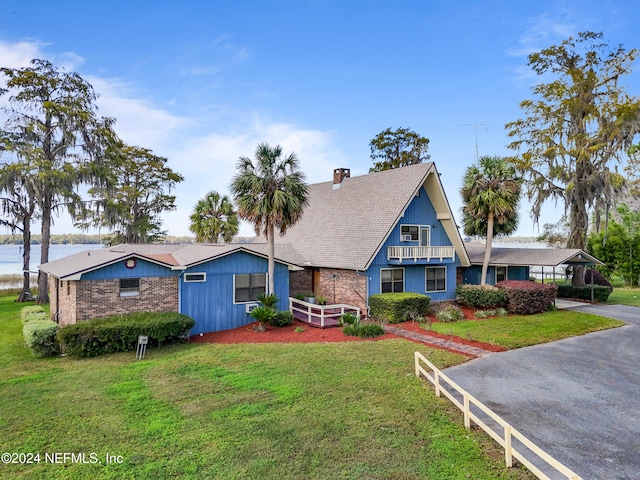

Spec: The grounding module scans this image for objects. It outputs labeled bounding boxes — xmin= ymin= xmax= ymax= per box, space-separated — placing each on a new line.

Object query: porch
xmin=387 ymin=245 xmax=455 ymax=262
xmin=289 ymin=297 xmax=361 ymax=328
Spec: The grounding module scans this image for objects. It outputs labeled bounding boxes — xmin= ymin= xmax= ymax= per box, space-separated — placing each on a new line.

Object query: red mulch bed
xmin=190 ymin=320 xmax=398 ymax=344
xmin=189 ymin=307 xmax=508 ymax=354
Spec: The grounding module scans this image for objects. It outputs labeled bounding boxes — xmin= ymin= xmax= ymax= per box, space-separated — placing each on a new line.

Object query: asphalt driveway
xmin=444 ymin=302 xmax=640 ymax=480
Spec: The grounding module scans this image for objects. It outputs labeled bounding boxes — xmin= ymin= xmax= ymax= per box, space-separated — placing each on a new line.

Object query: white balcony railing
xmin=387 ymin=245 xmax=455 ymax=262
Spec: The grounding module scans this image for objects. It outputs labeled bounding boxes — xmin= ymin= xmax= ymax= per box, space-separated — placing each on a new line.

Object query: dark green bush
xmin=343 ymin=323 xmax=385 ymax=338
xmin=557 ymin=285 xmax=612 ymax=302
xmin=456 ymin=284 xmax=507 ymax=308
xmin=57 ymin=312 xmax=195 ymax=358
xmin=496 ymin=280 xmax=558 ymax=314
xmin=21 ymin=305 xmax=59 ymax=357
xmin=24 ymin=322 xmax=60 ymax=357
xmin=368 ymin=292 xmax=431 ymax=323
xmin=268 ymin=311 xmax=293 ymax=327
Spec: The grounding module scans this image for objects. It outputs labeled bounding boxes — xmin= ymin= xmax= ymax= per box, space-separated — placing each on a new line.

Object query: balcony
xmin=387 ymin=245 xmax=455 ymax=263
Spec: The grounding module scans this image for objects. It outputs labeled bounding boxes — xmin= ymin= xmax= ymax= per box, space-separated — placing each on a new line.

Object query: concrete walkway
xmin=443 ymin=302 xmax=640 ymax=480
xmin=383 ymin=324 xmax=494 ymax=357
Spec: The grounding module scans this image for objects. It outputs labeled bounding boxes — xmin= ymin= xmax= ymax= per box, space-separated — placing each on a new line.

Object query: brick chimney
xmin=333 ymin=168 xmax=350 ymax=189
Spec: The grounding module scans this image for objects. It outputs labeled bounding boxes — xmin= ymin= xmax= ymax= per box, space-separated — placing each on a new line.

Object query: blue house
xmin=39 ymin=243 xmax=297 ymax=334
xmin=268 ymin=163 xmax=471 ymax=313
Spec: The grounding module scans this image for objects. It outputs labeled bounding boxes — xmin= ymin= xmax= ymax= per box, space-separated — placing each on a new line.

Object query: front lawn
xmin=0 ymin=294 xmax=533 ymax=480
xmin=430 ymin=310 xmax=624 ymax=349
xmin=607 ymin=287 xmax=640 ymax=307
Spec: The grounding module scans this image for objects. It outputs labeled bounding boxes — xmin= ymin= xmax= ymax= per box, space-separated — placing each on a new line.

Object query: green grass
xmin=607 ymin=287 xmax=640 ymax=307
xmin=430 ymin=310 xmax=624 ymax=349
xmin=0 ymin=294 xmax=533 ymax=480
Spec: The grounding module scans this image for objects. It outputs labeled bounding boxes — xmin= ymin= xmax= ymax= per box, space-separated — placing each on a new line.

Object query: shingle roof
xmin=259 ymin=162 xmax=470 ymax=270
xmin=465 ymin=242 xmax=604 ymax=266
xmin=39 ymin=243 xmax=302 ymax=280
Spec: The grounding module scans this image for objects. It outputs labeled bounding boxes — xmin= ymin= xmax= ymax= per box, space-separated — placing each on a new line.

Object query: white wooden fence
xmin=289 ymin=297 xmax=360 ymax=328
xmin=414 ymin=351 xmax=582 ymax=480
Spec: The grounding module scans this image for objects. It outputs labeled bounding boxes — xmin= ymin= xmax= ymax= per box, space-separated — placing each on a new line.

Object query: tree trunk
xmin=37 ymin=194 xmax=52 ymax=304
xmin=267 ymin=221 xmax=275 ymax=296
xmin=481 ymin=213 xmax=494 ymax=286
xmin=567 ymin=195 xmax=588 ymax=286
xmin=16 ymin=216 xmax=33 ymax=302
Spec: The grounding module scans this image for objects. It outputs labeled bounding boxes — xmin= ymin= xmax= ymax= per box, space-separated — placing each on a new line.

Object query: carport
xmin=464 ymin=242 xmax=605 ymax=302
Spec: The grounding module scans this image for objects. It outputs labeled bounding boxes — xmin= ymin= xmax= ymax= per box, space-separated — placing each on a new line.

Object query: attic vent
xmin=333 ymin=168 xmax=350 ymax=189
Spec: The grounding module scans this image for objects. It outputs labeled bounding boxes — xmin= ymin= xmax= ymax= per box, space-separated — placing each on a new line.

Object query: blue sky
xmin=1 ymin=0 xmax=639 ymax=238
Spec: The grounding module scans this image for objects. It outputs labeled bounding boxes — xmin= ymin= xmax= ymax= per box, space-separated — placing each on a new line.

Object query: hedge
xmin=57 ymin=312 xmax=195 ymax=358
xmin=21 ymin=305 xmax=59 ymax=357
xmin=455 ymin=284 xmax=507 ymax=308
xmin=21 ymin=305 xmax=49 ymax=324
xmin=496 ymin=280 xmax=558 ymax=315
xmin=368 ymin=292 xmax=431 ymax=323
xmin=557 ymin=285 xmax=612 ymax=302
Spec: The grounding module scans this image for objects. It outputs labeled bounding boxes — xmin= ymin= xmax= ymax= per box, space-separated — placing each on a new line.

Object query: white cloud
xmin=0 ymin=40 xmax=347 ymax=238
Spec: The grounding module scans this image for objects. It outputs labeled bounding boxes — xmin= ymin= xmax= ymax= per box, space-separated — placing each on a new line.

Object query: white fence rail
xmin=387 ymin=245 xmax=455 ymax=262
xmin=289 ymin=298 xmax=360 ymax=328
xmin=414 ymin=351 xmax=582 ymax=480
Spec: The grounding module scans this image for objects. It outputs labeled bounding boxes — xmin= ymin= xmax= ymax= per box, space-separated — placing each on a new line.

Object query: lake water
xmin=0 ymin=244 xmax=104 ymax=276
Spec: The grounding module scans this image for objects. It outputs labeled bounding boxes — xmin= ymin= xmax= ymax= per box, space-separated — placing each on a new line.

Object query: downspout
xmin=356 ymin=270 xmax=369 ymax=318
xmin=177 ymin=270 xmax=185 ymax=314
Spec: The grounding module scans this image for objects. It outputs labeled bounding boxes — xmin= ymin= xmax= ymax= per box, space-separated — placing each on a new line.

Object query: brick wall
xmin=52 ymin=277 xmax=179 ymax=325
xmin=50 ymin=279 xmax=80 ymax=326
xmin=315 ymin=268 xmax=368 ymax=314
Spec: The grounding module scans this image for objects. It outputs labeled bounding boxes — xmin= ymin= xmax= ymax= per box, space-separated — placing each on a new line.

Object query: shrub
xmin=57 ymin=312 xmax=195 ymax=358
xmin=257 ymin=293 xmax=279 ymax=309
xmin=434 ymin=304 xmax=464 ymax=322
xmin=249 ymin=305 xmax=276 ymax=326
xmin=315 ymin=295 xmax=328 ymax=306
xmin=557 ymin=285 xmax=612 ymax=302
xmin=496 ymin=280 xmax=557 ymax=314
xmin=343 ymin=323 xmax=385 ymax=338
xmin=21 ymin=305 xmax=59 ymax=357
xmin=584 ymin=269 xmax=613 ymax=288
xmin=368 ymin=292 xmax=431 ymax=323
xmin=268 ymin=310 xmax=293 ymax=327
xmin=456 ymin=284 xmax=507 ymax=308
xmin=474 ymin=308 xmax=508 ymax=319
xmin=21 ymin=305 xmax=48 ymax=324
xmin=339 ymin=312 xmax=360 ymax=326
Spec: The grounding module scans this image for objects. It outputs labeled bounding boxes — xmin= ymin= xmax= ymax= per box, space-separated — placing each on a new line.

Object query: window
xmin=234 ymin=273 xmax=267 ymax=303
xmin=119 ymin=278 xmax=140 ymax=297
xmin=184 ymin=273 xmax=206 ymax=282
xmin=425 ymin=267 xmax=446 ymax=292
xmin=496 ymin=266 xmax=507 ymax=283
xmin=400 ymin=225 xmax=419 ymax=241
xmin=381 ymin=268 xmax=404 ymax=293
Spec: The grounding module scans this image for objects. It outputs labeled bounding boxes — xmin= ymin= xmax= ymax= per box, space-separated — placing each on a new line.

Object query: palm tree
xmin=460 ymin=156 xmax=522 ymax=286
xmin=230 ymin=143 xmax=309 ymax=294
xmin=189 ymin=191 xmax=239 ymax=243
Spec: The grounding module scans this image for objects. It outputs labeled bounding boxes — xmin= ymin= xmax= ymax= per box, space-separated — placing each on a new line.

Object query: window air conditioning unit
xmin=245 ymin=303 xmax=259 ymax=314
xmin=401 ymin=235 xmax=413 ymax=242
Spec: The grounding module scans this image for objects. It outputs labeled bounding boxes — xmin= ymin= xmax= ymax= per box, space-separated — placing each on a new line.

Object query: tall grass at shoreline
xmin=0 ymin=273 xmax=39 ymax=291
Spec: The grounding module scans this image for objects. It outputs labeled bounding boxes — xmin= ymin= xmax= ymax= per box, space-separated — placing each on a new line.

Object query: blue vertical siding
xmin=181 ymin=251 xmax=290 ymax=334
xmin=367 ymin=186 xmax=461 ymax=302
xmin=81 ymin=258 xmax=180 ymax=279
xmin=461 ymin=266 xmax=530 ymax=285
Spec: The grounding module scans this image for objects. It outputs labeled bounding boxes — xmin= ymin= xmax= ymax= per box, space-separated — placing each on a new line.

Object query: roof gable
xmin=264 ymin=162 xmax=469 ymax=270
